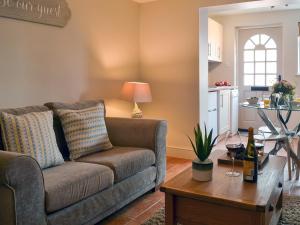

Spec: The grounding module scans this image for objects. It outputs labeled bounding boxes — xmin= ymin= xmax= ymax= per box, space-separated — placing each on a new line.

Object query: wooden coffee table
xmin=161 ymin=150 xmax=286 ymax=225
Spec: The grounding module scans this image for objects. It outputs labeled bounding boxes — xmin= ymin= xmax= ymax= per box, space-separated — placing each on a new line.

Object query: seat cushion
xmin=43 ymin=162 xmax=114 ymax=213
xmin=77 ymin=147 xmax=156 ymax=183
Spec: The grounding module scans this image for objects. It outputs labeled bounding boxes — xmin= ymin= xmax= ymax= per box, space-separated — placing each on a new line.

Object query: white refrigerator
xmin=208 ymin=91 xmax=218 ymax=141
xmin=231 ymin=89 xmax=239 ymax=134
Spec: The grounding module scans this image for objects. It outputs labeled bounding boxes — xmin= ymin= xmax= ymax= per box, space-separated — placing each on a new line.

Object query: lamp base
xmin=132 ymin=102 xmax=143 ymax=119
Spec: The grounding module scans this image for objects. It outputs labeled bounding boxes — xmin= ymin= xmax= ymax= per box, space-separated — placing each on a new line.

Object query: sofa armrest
xmin=0 ymin=151 xmax=47 ymax=225
xmin=105 ymin=117 xmax=167 ymax=186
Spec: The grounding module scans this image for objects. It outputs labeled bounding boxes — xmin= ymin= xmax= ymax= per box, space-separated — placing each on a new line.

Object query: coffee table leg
xmin=165 ymin=193 xmax=175 ymax=225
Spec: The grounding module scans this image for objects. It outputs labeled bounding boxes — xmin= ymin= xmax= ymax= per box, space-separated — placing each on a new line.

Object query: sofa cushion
xmin=43 ymin=161 xmax=114 ymax=213
xmin=44 ymin=100 xmax=105 ymax=160
xmin=0 ymin=111 xmax=64 ymax=169
xmin=55 ymin=104 xmax=112 ymax=160
xmin=0 ymin=105 xmax=49 ymax=150
xmin=47 ymin=166 xmax=157 ymax=225
xmin=77 ymin=147 xmax=156 ymax=183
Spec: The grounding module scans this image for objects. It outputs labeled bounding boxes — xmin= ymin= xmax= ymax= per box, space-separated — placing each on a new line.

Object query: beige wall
xmin=139 ymin=0 xmax=255 ymax=157
xmin=0 ymin=0 xmax=140 ymax=117
xmin=0 ymin=0 xmax=261 ymax=158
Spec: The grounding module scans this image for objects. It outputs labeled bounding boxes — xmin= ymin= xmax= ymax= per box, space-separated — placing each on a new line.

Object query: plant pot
xmin=192 ymin=159 xmax=213 ymax=182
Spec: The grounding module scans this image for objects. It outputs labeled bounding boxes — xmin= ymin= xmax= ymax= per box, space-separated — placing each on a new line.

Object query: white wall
xmin=209 ymin=9 xmax=300 ymax=129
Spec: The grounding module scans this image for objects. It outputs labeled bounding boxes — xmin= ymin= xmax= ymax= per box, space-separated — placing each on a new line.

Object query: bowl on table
xmin=246 ymin=97 xmax=259 ymax=105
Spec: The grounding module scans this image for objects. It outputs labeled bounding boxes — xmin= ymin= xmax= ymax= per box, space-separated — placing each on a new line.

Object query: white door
xmin=238 ymin=27 xmax=282 ymax=130
xmin=219 ymin=90 xmax=231 ymax=134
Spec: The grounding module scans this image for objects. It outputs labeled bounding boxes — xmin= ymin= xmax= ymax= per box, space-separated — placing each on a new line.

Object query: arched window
xmin=243 ymin=34 xmax=277 ymax=86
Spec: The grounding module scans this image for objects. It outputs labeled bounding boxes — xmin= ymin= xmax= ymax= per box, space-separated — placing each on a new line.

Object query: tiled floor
xmin=100 ymin=135 xmax=300 ymax=225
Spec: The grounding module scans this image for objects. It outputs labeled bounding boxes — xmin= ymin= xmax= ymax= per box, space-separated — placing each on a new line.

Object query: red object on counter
xmin=215 ymin=81 xmax=231 ymax=87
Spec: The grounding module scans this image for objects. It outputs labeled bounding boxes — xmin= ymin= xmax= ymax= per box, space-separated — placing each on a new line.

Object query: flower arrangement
xmin=272 ymin=80 xmax=295 ymax=97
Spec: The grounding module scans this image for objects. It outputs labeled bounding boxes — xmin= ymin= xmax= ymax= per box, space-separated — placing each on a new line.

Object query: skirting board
xmin=167 ymin=146 xmax=195 ymax=160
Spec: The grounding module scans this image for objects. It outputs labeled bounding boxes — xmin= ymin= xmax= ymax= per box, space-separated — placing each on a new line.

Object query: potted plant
xmin=188 ymin=124 xmax=218 ymax=181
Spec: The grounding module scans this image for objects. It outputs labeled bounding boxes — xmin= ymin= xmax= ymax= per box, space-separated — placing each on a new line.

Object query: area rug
xmin=142 ymin=195 xmax=300 ymax=225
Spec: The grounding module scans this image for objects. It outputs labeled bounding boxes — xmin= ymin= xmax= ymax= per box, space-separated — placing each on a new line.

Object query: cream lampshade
xmin=121 ymin=82 xmax=152 ymax=118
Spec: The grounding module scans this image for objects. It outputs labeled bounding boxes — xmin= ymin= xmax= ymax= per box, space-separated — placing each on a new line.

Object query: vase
xmin=271 ymin=93 xmax=293 ymax=106
xmin=192 ymin=158 xmax=213 ymax=181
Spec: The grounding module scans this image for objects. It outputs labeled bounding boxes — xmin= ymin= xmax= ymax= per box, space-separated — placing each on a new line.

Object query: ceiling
xmin=209 ymin=1 xmax=300 ymax=16
xmin=132 ymin=0 xmax=158 ymax=3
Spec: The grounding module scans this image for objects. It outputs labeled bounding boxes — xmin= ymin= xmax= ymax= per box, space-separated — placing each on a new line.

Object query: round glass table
xmin=241 ymin=102 xmax=300 ymax=180
xmin=241 ymin=102 xmax=300 ymax=136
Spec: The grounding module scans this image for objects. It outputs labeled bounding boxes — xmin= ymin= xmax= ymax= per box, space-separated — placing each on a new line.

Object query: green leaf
xmin=198 ymin=125 xmax=205 ymax=161
xmin=211 ymin=135 xmax=218 ymax=147
xmin=194 ymin=128 xmax=199 ymax=154
xmin=203 ymin=124 xmax=208 ymax=159
xmin=206 ymin=129 xmax=213 ymax=158
xmin=188 ymin=136 xmax=199 ymax=159
xmin=187 ymin=123 xmax=219 ymax=162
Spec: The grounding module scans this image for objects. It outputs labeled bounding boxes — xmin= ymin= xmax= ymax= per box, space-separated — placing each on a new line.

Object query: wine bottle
xmin=277 ymin=74 xmax=282 ymax=82
xmin=243 ymin=127 xmax=258 ymax=183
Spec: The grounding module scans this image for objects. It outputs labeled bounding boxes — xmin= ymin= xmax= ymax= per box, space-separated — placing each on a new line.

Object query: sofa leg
xmin=152 ymin=183 xmax=162 ymax=192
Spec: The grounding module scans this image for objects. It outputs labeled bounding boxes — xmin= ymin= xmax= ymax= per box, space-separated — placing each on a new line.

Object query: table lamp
xmin=121 ymin=82 xmax=152 ymax=118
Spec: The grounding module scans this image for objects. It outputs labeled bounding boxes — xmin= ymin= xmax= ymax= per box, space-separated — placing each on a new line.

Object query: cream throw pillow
xmin=56 ymin=104 xmax=113 ymax=160
xmin=0 ymin=111 xmax=64 ymax=169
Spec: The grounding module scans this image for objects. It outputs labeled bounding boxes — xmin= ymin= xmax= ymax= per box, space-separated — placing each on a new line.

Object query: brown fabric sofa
xmin=0 ymin=100 xmax=167 ymax=225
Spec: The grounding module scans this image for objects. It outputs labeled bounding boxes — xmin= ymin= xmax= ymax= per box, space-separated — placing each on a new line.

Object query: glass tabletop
xmin=240 ymin=102 xmax=300 ymax=111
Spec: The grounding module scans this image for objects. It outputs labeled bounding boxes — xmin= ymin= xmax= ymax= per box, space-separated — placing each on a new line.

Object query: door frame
xmin=199 ymin=0 xmax=297 ymax=133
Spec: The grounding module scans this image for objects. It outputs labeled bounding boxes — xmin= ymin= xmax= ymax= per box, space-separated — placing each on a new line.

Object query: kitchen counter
xmin=208 ymin=86 xmax=238 ymax=92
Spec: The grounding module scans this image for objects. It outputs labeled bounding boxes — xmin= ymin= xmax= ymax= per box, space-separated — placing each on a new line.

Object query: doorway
xmin=199 ymin=0 xmax=299 ymax=133
xmin=237 ymin=26 xmax=283 ymax=130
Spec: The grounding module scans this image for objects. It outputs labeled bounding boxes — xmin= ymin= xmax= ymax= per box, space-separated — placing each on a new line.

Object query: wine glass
xmin=225 ymin=131 xmax=242 ymax=177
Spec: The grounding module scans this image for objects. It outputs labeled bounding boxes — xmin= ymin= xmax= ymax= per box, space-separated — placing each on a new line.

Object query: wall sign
xmin=0 ymin=0 xmax=71 ymax=27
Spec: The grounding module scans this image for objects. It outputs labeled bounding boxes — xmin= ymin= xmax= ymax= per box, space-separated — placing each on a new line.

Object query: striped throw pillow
xmin=56 ymin=104 xmax=112 ymax=160
xmin=0 ymin=111 xmax=64 ymax=169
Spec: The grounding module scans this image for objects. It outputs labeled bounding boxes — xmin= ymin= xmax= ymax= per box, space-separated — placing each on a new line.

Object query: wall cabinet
xmin=219 ymin=90 xmax=231 ymax=135
xmin=208 ymin=18 xmax=223 ymax=62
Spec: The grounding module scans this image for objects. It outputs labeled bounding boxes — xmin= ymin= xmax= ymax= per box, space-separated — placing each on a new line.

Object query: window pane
xmin=265 ymin=38 xmax=277 ymax=49
xmin=255 ymin=75 xmax=265 ymax=86
xmin=244 ymin=75 xmax=254 ymax=86
xmin=266 ymin=50 xmax=277 ymax=61
xmin=244 ymin=50 xmax=254 ymax=61
xmin=261 ymin=34 xmax=270 ymax=45
xmin=255 ymin=50 xmax=265 ymax=61
xmin=251 ymin=35 xmax=260 ymax=45
xmin=244 ymin=40 xmax=255 ymax=49
xmin=266 ymin=75 xmax=277 ymax=86
xmin=255 ymin=62 xmax=265 ymax=73
xmin=266 ymin=62 xmax=277 ymax=73
xmin=244 ymin=63 xmax=254 ymax=73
